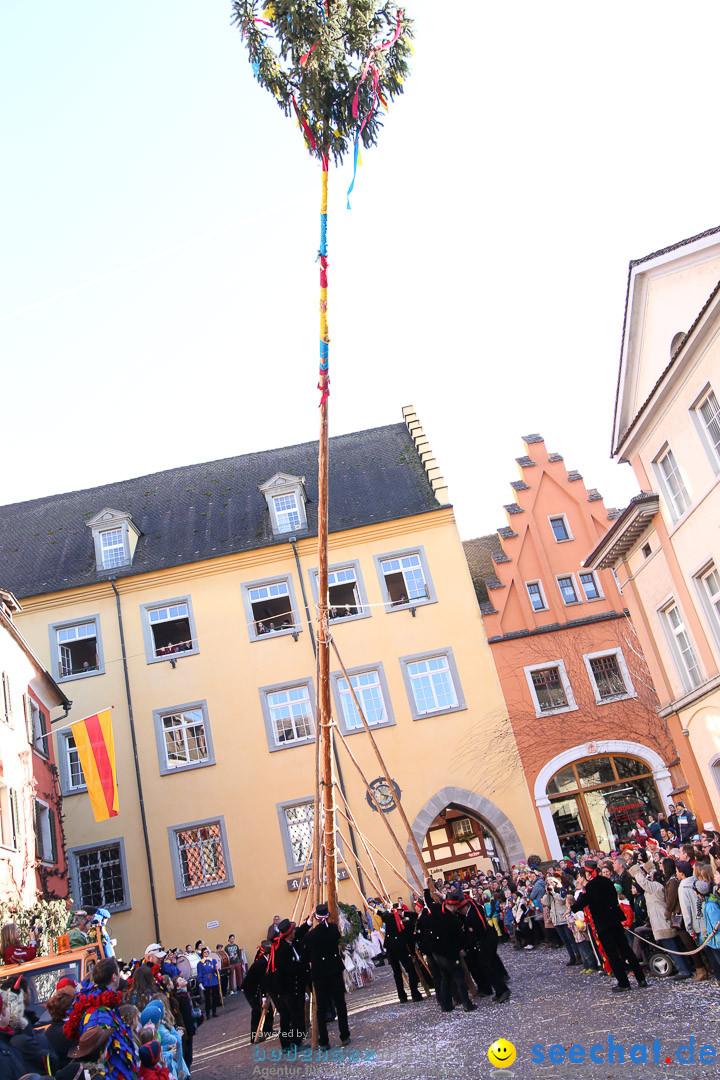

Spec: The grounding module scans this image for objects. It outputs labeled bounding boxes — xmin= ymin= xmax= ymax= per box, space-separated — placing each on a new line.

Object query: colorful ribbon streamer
xmin=318 ymin=163 xmax=330 ymax=405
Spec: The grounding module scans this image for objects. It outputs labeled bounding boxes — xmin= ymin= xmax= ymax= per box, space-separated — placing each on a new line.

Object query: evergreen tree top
xmin=232 ymin=0 xmax=413 ymax=165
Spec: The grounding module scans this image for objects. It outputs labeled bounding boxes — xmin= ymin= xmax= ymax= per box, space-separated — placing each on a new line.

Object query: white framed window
xmin=258 ymin=474 xmax=308 ymax=536
xmin=524 ymin=659 xmax=578 ymax=718
xmin=68 ymin=839 xmax=131 ymax=912
xmin=374 ymin=547 xmax=437 ymax=612
xmin=86 ymin=509 xmax=139 ymax=572
xmin=0 ymin=783 xmax=20 ymax=850
xmin=579 ymin=571 xmax=603 ymax=601
xmin=1 ymin=672 xmax=12 ymax=725
xmin=310 ymin=560 xmax=371 ymax=624
xmin=583 ymin=648 xmax=636 ymax=704
xmin=259 ymin=679 xmax=316 ymax=751
xmin=277 ymin=799 xmax=315 ymax=872
xmin=525 ymin=581 xmax=548 ymax=612
xmin=153 ymin=700 xmax=215 ymax=775
xmin=653 ymin=446 xmax=691 ymax=522
xmin=549 ymin=515 xmax=572 ymax=542
xmin=556 ymin=574 xmax=580 ymax=605
xmin=243 ymin=576 xmax=300 ymax=641
xmin=452 ymin=817 xmax=474 ymax=840
xmin=400 ymin=648 xmax=465 ymax=720
xmin=99 ymin=528 xmax=126 ymax=569
xmin=168 ymin=816 xmax=234 ymax=898
xmin=331 ymin=664 xmax=394 ymax=735
xmin=49 ymin=616 xmax=104 ymax=682
xmin=140 ymin=597 xmax=199 ymax=663
xmin=695 ymin=562 xmax=720 ymax=651
xmin=25 ymin=697 xmax=48 ymax=754
xmin=33 ymin=800 xmax=57 ymax=864
xmin=659 ymin=600 xmax=703 ymax=693
xmin=58 ymin=732 xmax=87 ymax=794
xmin=692 ymin=386 xmax=720 ymax=473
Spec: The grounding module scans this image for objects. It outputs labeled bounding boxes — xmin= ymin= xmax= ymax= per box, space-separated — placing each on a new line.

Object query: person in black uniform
xmin=302 ymin=904 xmax=351 ymax=1049
xmin=378 ymin=902 xmax=423 ymax=1004
xmin=268 ymin=919 xmax=309 ymax=1049
xmin=422 ymin=879 xmax=476 ymax=1014
xmin=570 ymin=859 xmax=647 ymax=992
xmin=456 ymin=892 xmax=510 ymax=1002
xmin=241 ymin=941 xmax=275 ymax=1043
xmin=413 ymin=897 xmax=440 ymax=998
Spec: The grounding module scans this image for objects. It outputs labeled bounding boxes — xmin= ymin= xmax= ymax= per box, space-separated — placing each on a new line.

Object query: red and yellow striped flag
xmin=71 ymin=708 xmax=119 ymax=822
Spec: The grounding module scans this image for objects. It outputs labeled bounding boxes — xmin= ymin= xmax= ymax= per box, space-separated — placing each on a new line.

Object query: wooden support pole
xmin=333 ymin=724 xmax=424 ymax=892
xmin=290 ymin=839 xmax=314 ymax=923
xmin=335 ymin=822 xmax=387 ymax=902
xmin=334 ymin=785 xmax=390 ymax=900
xmin=335 ymin=804 xmax=420 ymax=895
xmin=331 ymin=640 xmax=428 ymax=878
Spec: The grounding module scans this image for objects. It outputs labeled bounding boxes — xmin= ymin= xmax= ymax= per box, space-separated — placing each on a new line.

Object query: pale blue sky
xmin=3 ymin=1 xmax=720 ymax=538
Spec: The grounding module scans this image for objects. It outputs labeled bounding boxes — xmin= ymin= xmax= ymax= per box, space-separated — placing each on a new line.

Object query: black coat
xmin=0 ymin=1031 xmax=25 ymax=1080
xmin=35 ymin=1019 xmax=74 ymax=1072
xmin=242 ymin=955 xmax=271 ymax=1006
xmin=302 ymin=922 xmax=345 ymax=982
xmin=570 ymin=874 xmax=624 ymax=933
xmin=380 ymin=908 xmax=417 ymax=957
xmin=460 ymin=898 xmax=492 ymax=950
xmin=175 ymin=989 xmax=197 ymax=1039
xmin=10 ymin=1020 xmax=57 ymax=1077
xmin=414 ymin=908 xmax=433 ymax=954
xmin=422 ymin=889 xmax=464 ymax=960
xmin=270 ymin=938 xmax=307 ymax=997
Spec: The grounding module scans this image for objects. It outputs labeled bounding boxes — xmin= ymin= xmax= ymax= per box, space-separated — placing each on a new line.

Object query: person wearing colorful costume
xmin=63 ymin=958 xmax=137 ymax=1080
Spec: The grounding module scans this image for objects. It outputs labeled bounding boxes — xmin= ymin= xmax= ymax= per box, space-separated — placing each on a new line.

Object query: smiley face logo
xmin=487 ymin=1039 xmax=516 ymax=1068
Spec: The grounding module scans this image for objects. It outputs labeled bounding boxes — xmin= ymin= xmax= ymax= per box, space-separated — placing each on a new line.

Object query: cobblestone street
xmin=191 ymin=944 xmax=720 ymax=1079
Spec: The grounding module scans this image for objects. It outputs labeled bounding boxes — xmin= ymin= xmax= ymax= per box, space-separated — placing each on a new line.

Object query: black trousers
xmin=203 ymin=985 xmax=221 ymax=1017
xmin=249 ymin=998 xmax=275 ymax=1042
xmin=277 ymin=991 xmax=306 ymax=1048
xmin=314 ymin=974 xmax=350 ymax=1046
xmin=597 ymin=924 xmax=645 ymax=987
xmin=433 ymin=953 xmax=472 ymax=1011
xmin=387 ymin=948 xmax=420 ymax=1001
xmin=466 ymin=933 xmax=508 ymax=996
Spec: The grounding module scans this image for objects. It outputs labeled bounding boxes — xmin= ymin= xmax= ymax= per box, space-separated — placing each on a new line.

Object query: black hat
xmin=445 ymin=889 xmax=465 ymax=905
xmin=315 ymin=904 xmax=329 ymax=918
xmin=277 ymin=919 xmax=294 ymax=935
xmin=584 ymin=859 xmax=598 ymax=870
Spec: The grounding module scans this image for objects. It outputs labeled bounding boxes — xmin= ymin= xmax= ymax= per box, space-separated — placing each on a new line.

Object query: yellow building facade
xmin=1 ymin=410 xmax=543 ymax=958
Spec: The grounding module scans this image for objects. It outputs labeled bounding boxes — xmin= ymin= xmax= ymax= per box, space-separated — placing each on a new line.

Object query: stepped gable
xmin=0 ymin=420 xmax=444 ymax=600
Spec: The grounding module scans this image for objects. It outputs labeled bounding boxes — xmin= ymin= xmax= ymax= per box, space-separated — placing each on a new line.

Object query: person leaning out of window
xmin=0 ymin=922 xmax=40 ymax=965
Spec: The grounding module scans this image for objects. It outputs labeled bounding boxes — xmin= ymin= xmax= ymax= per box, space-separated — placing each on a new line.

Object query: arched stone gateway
xmin=406 ymin=787 xmax=526 ymax=880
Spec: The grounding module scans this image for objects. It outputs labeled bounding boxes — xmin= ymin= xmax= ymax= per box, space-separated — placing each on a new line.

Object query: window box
xmin=331 ymin=663 xmax=394 ymax=735
xmin=68 ymin=839 xmax=131 ymax=912
xmin=140 ymin=597 xmax=199 ymax=663
xmin=524 ymin=660 xmax=578 ymax=718
xmin=49 ymin=616 xmax=104 ymax=682
xmin=242 ymin=576 xmax=301 ymax=641
xmin=374 ymin=547 xmax=437 ymax=612
xmin=168 ymin=816 xmax=234 ymax=898
xmin=399 ymin=648 xmax=465 ymax=720
xmin=153 ymin=700 xmax=215 ymax=775
xmin=259 ymin=679 xmax=316 ymax=751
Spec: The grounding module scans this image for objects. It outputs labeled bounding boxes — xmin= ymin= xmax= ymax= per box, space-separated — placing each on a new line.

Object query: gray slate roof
xmin=0 ymin=423 xmax=443 ymax=599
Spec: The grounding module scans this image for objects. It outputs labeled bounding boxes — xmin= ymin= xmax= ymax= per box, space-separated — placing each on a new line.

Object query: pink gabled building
xmin=0 ymin=588 xmax=70 ymax=906
xmin=464 ymin=435 xmax=685 ymax=860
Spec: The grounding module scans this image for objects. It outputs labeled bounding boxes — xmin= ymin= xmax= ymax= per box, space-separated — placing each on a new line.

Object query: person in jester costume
xmin=63 ymin=958 xmax=138 ymax=1080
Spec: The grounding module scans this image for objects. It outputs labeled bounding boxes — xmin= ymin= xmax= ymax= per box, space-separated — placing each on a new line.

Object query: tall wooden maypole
xmin=233 ymin=0 xmax=413 ymax=922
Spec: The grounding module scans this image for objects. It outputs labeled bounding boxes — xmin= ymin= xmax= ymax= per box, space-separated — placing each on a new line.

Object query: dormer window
xmin=258 ymin=475 xmax=308 ymax=537
xmin=86 ymin=509 xmax=140 ymax=572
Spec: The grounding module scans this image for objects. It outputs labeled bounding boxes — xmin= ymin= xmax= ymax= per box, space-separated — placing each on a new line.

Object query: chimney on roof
xmin=402 ymin=406 xmax=449 ymax=505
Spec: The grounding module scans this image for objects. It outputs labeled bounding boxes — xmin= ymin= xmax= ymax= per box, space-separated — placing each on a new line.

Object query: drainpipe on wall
xmin=290 ymin=538 xmax=367 ymax=898
xmin=110 ymin=578 xmax=161 ymax=943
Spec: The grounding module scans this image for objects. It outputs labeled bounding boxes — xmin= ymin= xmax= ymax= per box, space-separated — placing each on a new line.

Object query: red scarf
xmin=393 ymin=910 xmax=404 ymax=933
xmin=63 ymin=987 xmax=123 ymax=1040
xmin=269 ymin=924 xmax=294 ymax=972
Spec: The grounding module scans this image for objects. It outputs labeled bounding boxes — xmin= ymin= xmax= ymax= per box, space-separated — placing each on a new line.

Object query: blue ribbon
xmin=346 ymin=136 xmax=360 ymax=209
xmin=320 ymin=214 xmax=327 ymax=256
xmin=319 ymin=341 xmax=329 ymax=361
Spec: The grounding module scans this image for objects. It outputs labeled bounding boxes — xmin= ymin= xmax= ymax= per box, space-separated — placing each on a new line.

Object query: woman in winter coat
xmin=0 ymin=994 xmax=25 ymax=1080
xmin=628 ymin=859 xmax=692 ymax=977
xmin=172 ymin=976 xmax=196 ymax=1068
xmin=543 ymin=876 xmax=582 ymax=965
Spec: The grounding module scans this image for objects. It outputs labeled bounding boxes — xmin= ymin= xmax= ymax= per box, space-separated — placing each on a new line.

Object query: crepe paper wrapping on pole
xmin=318 ymin=161 xmax=330 ymax=405
xmin=71 ymin=708 xmax=119 ymax=822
